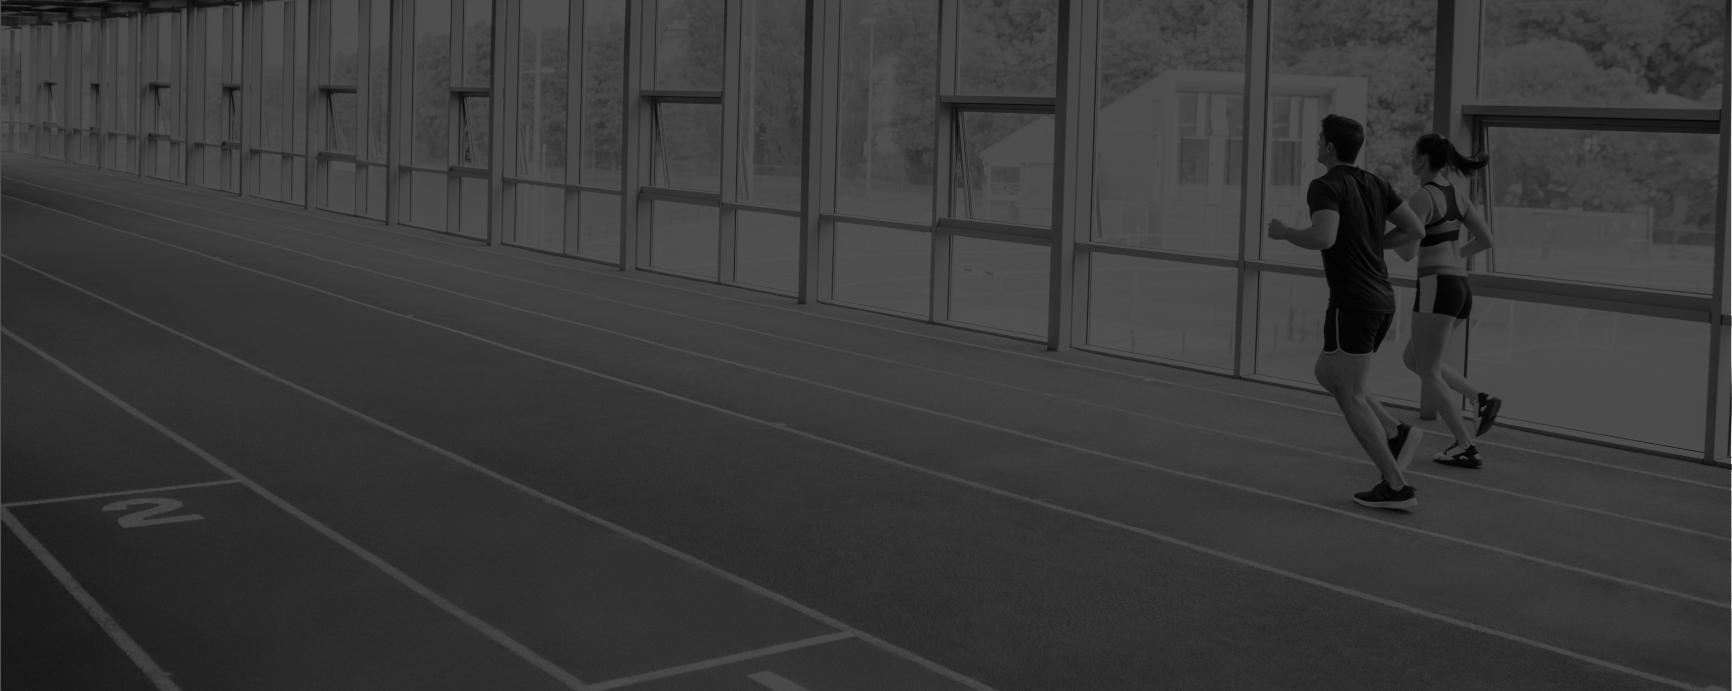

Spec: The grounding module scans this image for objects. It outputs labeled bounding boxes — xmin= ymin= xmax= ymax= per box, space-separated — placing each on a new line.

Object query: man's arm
xmin=1382 ymin=202 xmax=1424 ymax=250
xmin=1270 ymin=209 xmax=1340 ymax=250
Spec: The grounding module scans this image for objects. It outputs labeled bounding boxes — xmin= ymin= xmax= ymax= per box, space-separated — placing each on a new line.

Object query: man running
xmin=1267 ymin=114 xmax=1427 ymax=510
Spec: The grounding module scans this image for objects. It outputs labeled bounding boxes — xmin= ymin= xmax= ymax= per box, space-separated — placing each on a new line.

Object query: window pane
xmin=366 ymin=164 xmax=387 ymax=219
xmin=955 ymin=111 xmax=1054 ymax=226
xmin=461 ymin=0 xmax=493 ymax=87
xmin=459 ymin=95 xmax=490 ymax=167
xmin=1094 ymin=18 xmax=1248 ymax=257
xmin=1469 ymin=299 xmax=1708 ymax=452
xmin=833 ymin=223 xmax=931 ymax=316
xmin=511 ymin=183 xmax=566 ymax=252
xmin=650 ymin=201 xmax=718 ymax=278
xmin=330 ymin=0 xmax=360 ymax=84
xmin=738 ymin=0 xmax=805 ymax=208
xmin=368 ymin=0 xmax=390 ymax=160
xmin=328 ymin=92 xmax=358 ymax=154
xmin=654 ymin=0 xmax=724 ymax=91
xmin=950 ymin=236 xmax=1048 ymax=336
xmin=834 ymin=0 xmax=936 ymax=223
xmin=578 ymin=191 xmax=621 ymax=262
xmin=1263 ymin=0 xmax=1434 ymax=267
xmin=581 ymin=0 xmax=626 ymax=188
xmin=413 ymin=0 xmax=451 ymax=165
xmin=325 ymin=160 xmax=357 ymax=215
xmin=1086 ymin=253 xmax=1237 ymax=369
xmin=955 ymin=0 xmax=1057 ymax=98
xmin=518 ymin=0 xmax=569 ymax=182
xmin=1481 ymin=1 xmax=1726 ymax=109
xmin=653 ymin=102 xmax=721 ymax=192
xmin=735 ymin=211 xmax=799 ymax=293
xmin=1485 ymin=127 xmax=1716 ymax=295
xmin=460 ymin=176 xmax=488 ymax=238
xmin=405 ymin=169 xmax=448 ymax=229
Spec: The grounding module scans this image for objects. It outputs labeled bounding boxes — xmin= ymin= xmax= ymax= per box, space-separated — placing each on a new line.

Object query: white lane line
xmin=2 ymin=480 xmax=243 ymax=508
xmin=1 ymin=508 xmax=186 ymax=691
xmin=0 ymin=210 xmax=1714 ymax=690
xmin=0 ymin=328 xmax=591 ymax=691
xmin=747 ymin=671 xmax=813 ymax=691
xmin=0 ymin=252 xmax=998 ymax=691
xmin=7 ymin=170 xmax=1719 ymax=492
xmin=7 ymin=200 xmax=1725 ymax=599
xmin=588 ymin=632 xmax=854 ymax=690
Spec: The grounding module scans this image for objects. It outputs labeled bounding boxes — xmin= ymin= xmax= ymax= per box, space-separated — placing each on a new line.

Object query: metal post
xmin=1047 ymin=0 xmax=1093 ymax=351
xmin=798 ymin=0 xmax=838 ymax=303
xmin=1234 ymin=0 xmax=1273 ymax=377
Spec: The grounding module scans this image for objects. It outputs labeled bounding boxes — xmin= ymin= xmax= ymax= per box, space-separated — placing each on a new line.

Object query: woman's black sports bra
xmin=1420 ymin=181 xmax=1462 ymax=246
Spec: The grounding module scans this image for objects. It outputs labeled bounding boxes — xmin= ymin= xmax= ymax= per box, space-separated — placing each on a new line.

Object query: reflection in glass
xmin=956 ymin=0 xmax=1057 ymax=98
xmin=654 ymin=0 xmax=724 ymax=91
xmin=512 ymin=183 xmax=566 ymax=252
xmin=950 ymin=237 xmax=1048 ymax=336
xmin=833 ymin=223 xmax=931 ymax=317
xmin=578 ymin=192 xmax=621 ymax=262
xmin=1485 ymin=128 xmax=1716 ymax=295
xmin=518 ymin=0 xmax=568 ymax=182
xmin=739 ymin=0 xmax=805 ymax=208
xmin=581 ymin=0 xmax=626 ymax=187
xmin=1087 ymin=253 xmax=1236 ymax=369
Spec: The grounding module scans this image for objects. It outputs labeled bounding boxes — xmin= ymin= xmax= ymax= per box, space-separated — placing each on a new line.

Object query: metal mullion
xmin=930 ymin=0 xmax=959 ymax=323
xmin=639 ymin=89 xmax=724 ymax=101
xmin=243 ymin=2 xmax=262 ymax=195
xmin=1048 ymin=0 xmax=1090 ymax=351
xmin=133 ymin=16 xmax=148 ymax=174
xmin=937 ymin=216 xmax=1047 ymax=240
xmin=177 ymin=8 xmax=191 ymax=182
xmin=938 ymin=95 xmax=1057 ymax=110
xmin=723 ymin=200 xmax=800 ymax=218
xmin=490 ymin=0 xmax=515 ymax=246
xmin=640 ymin=185 xmax=721 ymax=205
xmin=1707 ymin=85 xmax=1731 ymax=464
xmin=621 ymin=0 xmax=654 ymax=271
xmin=354 ymin=0 xmax=373 ymax=212
xmin=280 ymin=1 xmax=295 ymax=202
xmin=564 ymin=0 xmax=584 ymax=255
xmin=187 ymin=8 xmax=205 ymax=183
xmin=819 ymin=212 xmax=929 ymax=234
xmin=307 ymin=0 xmax=328 ymax=209
xmin=1235 ymin=0 xmax=1271 ymax=378
xmin=1462 ymin=105 xmax=1719 ymax=133
xmin=1432 ymin=0 xmax=1481 ymax=418
xmin=799 ymin=0 xmax=838 ymax=304
xmin=386 ymin=0 xmax=408 ymax=226
xmin=937 ymin=224 xmax=1048 ymax=248
xmin=444 ymin=0 xmax=462 ymax=233
xmin=717 ymin=0 xmax=743 ymax=285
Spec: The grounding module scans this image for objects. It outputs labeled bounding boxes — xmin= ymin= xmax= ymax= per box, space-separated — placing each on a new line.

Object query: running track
xmin=2 ymin=155 xmax=1728 ymax=690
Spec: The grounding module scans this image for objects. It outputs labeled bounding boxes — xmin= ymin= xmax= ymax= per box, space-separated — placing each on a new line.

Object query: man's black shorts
xmin=1323 ymin=306 xmax=1394 ymax=355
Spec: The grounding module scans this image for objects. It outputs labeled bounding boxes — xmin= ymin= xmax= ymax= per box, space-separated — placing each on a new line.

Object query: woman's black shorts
xmin=1414 ymin=274 xmax=1473 ymax=319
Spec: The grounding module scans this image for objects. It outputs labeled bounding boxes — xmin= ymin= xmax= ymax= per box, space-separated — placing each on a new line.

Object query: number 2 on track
xmin=103 ymin=498 xmax=204 ymax=528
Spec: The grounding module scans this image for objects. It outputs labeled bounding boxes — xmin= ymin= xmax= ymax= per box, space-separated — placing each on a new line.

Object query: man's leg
xmin=1321 ymin=350 xmax=1408 ymax=489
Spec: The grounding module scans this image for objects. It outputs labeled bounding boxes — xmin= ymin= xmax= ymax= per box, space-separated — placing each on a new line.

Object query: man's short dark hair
xmin=1321 ymin=114 xmax=1364 ymax=164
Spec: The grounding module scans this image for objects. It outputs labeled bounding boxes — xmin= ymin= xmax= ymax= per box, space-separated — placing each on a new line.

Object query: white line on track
xmin=588 ymin=632 xmax=854 ymax=690
xmin=7 ymin=168 xmax=1719 ymax=492
xmin=2 ymin=479 xmax=243 ymax=508
xmin=0 ymin=251 xmax=997 ymax=691
xmin=5 ymin=196 xmax=1725 ymax=599
xmin=1 ymin=508 xmax=186 ymax=691
xmin=0 ymin=327 xmax=592 ymax=690
xmin=747 ymin=670 xmax=813 ymax=691
xmin=0 ymin=199 xmax=1714 ymax=689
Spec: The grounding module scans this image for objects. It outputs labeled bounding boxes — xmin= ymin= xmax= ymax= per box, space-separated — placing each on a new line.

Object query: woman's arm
xmin=1458 ymin=198 xmax=1493 ymax=258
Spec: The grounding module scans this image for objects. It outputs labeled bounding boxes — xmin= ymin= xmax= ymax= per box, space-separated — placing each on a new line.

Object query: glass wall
xmin=4 ymin=0 xmax=1724 ymax=461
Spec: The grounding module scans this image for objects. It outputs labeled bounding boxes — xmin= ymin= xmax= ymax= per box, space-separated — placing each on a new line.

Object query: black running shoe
xmin=1353 ymin=481 xmax=1418 ymax=510
xmin=1475 ymin=393 xmax=1502 ymax=437
xmin=1434 ymin=444 xmax=1482 ymax=469
xmin=1388 ymin=423 xmax=1423 ymax=470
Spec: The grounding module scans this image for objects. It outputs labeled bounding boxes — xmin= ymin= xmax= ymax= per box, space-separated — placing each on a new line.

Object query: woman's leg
xmin=1410 ymin=312 xmax=1474 ymax=448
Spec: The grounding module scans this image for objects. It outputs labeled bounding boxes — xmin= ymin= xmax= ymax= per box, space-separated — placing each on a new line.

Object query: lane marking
xmin=748 ymin=671 xmax=813 ymax=691
xmin=8 ymin=169 xmax=1720 ymax=492
xmin=0 ymin=328 xmax=591 ymax=690
xmin=8 ymin=199 xmax=1727 ymax=593
xmin=588 ymin=632 xmax=854 ymax=690
xmin=3 ymin=479 xmax=242 ymax=508
xmin=1 ymin=509 xmax=186 ymax=691
xmin=0 ymin=212 xmax=1717 ymax=689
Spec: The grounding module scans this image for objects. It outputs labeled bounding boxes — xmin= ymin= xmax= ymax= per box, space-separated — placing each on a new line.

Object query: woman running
xmin=1399 ymin=134 xmax=1502 ymax=468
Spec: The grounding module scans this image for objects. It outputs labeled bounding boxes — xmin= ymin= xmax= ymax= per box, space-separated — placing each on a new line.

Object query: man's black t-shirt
xmin=1307 ymin=165 xmax=1402 ymax=312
